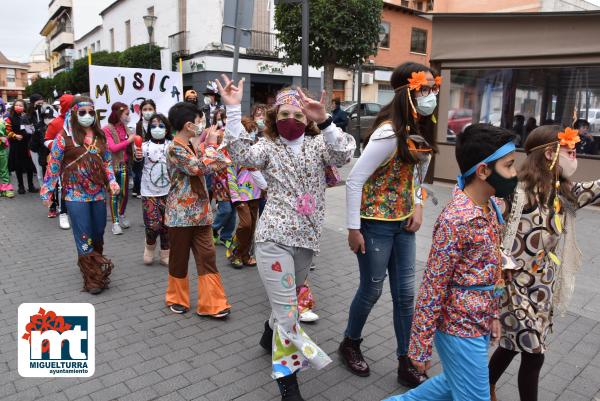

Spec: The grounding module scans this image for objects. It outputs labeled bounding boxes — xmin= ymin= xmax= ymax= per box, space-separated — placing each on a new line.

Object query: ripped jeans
xmin=344 ymin=219 xmax=416 ymax=357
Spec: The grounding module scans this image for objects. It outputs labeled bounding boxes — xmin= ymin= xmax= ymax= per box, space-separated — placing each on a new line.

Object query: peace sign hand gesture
xmin=215 ymin=74 xmax=245 ymax=106
xmin=297 ymin=88 xmax=328 ymax=125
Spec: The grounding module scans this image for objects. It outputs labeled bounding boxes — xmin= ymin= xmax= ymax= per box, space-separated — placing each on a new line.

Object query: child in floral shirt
xmin=164 ymin=102 xmax=231 ymax=318
xmin=384 ymin=124 xmax=518 ymax=401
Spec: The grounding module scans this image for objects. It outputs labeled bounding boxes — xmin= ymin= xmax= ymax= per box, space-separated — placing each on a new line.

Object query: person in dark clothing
xmin=27 ymin=94 xmax=51 ymax=180
xmin=512 ymin=114 xmax=525 ymax=146
xmin=575 ymin=119 xmax=595 ymax=155
xmin=523 ymin=117 xmax=537 ymax=145
xmin=6 ymin=99 xmax=37 ymax=194
xmin=331 ymin=98 xmax=349 ymax=132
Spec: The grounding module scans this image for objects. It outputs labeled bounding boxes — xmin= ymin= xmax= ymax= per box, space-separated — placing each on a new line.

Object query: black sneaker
xmin=169 ymin=304 xmax=188 ymax=314
xmin=197 ymin=308 xmax=230 ymax=319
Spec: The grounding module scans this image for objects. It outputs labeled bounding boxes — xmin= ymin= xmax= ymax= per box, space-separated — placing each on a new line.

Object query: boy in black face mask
xmin=384 ymin=124 xmax=517 ymax=401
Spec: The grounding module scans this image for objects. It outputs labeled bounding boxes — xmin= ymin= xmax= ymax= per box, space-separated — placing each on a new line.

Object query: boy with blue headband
xmin=383 ymin=124 xmax=517 ymax=401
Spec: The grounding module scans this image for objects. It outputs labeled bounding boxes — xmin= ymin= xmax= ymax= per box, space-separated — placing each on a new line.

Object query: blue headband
xmin=456 ymin=141 xmax=516 ymax=190
xmin=457 ymin=141 xmax=516 ymax=225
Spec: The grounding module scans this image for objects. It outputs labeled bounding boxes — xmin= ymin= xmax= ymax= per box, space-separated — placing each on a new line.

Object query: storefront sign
xmin=257 ymin=62 xmax=284 ymax=74
xmin=189 ymin=60 xmax=206 ymax=72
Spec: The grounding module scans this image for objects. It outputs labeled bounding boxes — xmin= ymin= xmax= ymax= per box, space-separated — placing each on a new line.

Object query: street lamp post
xmin=143 ymin=15 xmax=158 ymax=51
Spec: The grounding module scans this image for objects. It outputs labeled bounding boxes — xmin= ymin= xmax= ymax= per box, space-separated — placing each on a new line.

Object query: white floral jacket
xmin=225 ymin=105 xmax=356 ymax=252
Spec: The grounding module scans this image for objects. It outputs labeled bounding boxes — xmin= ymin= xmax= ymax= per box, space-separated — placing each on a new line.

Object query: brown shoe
xmin=338 ymin=337 xmax=370 ymax=377
xmin=398 ymin=355 xmax=428 ymax=388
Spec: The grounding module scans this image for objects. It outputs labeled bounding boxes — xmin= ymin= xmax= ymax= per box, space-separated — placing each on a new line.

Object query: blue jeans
xmin=383 ymin=332 xmax=491 ymax=401
xmin=212 ymin=201 xmax=236 ymax=241
xmin=345 ymin=219 xmax=416 ymax=357
xmin=66 ymin=200 xmax=107 ymax=256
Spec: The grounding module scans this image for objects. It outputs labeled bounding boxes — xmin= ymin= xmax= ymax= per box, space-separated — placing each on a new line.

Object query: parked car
xmin=580 ymin=109 xmax=600 ymax=135
xmin=447 ymin=108 xmax=472 ymax=134
xmin=342 ymin=102 xmax=382 ymax=142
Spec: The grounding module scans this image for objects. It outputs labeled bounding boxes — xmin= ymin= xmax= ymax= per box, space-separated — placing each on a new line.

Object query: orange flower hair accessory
xmin=407 ymin=71 xmax=428 ymax=91
xmin=434 ymin=76 xmax=443 ymax=87
xmin=558 ymin=127 xmax=581 ymax=149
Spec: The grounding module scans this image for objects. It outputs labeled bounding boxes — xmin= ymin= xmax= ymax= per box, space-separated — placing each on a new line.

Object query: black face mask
xmin=486 ymin=168 xmax=518 ymax=198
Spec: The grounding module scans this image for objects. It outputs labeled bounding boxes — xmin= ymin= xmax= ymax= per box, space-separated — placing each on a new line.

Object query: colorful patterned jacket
xmin=408 ymin=187 xmax=503 ymax=362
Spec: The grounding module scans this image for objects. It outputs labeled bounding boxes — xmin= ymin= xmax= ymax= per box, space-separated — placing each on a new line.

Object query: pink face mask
xmin=276 ymin=118 xmax=306 ymax=141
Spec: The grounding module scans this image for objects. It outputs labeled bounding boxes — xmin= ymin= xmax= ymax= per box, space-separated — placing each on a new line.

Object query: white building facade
xmin=72 ymin=0 xmax=322 ymax=113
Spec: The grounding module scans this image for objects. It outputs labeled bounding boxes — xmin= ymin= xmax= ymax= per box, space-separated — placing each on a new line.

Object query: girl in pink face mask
xmin=215 ymin=76 xmax=356 ymax=401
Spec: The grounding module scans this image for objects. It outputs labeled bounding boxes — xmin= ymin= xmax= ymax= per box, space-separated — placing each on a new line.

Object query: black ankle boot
xmin=338 ymin=336 xmax=370 ymax=377
xmin=259 ymin=320 xmax=273 ymax=352
xmin=397 ymin=355 xmax=428 ymax=388
xmin=276 ymin=372 xmax=304 ymax=401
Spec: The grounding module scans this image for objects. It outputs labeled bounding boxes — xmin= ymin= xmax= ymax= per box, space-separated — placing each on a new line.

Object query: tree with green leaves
xmin=25 ymin=44 xmax=160 ymax=99
xmin=274 ymin=0 xmax=383 ymax=106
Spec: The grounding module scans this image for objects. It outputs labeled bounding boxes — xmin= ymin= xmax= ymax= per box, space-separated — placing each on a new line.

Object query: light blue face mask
xmin=77 ymin=114 xmax=95 ymax=127
xmin=416 ymin=93 xmax=437 ymax=116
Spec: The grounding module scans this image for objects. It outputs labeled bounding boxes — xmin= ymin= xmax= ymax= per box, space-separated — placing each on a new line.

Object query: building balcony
xmin=50 ymin=31 xmax=74 ymax=52
xmin=169 ymin=31 xmax=189 ymax=59
xmin=49 ymin=0 xmax=72 ymax=20
xmin=246 ymin=31 xmax=279 ymax=58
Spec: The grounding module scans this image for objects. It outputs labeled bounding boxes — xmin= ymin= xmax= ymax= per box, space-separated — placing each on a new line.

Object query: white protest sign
xmin=88 ymin=65 xmax=182 ymax=127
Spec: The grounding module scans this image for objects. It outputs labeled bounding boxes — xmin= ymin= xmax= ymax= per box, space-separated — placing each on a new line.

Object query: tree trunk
xmin=323 ymin=62 xmax=336 ymax=112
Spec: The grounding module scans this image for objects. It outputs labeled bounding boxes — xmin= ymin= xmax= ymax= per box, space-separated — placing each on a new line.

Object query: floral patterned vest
xmin=360 ymin=148 xmax=416 ymax=222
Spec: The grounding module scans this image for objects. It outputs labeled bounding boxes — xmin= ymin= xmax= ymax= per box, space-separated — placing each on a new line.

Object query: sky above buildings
xmin=2 ymin=0 xmax=600 ymax=63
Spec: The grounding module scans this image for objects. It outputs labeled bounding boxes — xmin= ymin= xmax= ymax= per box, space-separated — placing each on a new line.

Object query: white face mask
xmin=192 ymin=120 xmax=206 ymax=136
xmin=216 ymin=121 xmax=223 ymax=128
xmin=204 ymin=96 xmax=212 ymax=105
xmin=559 ymin=154 xmax=577 ymax=179
xmin=121 ymin=114 xmax=131 ymax=124
xmin=150 ymin=127 xmax=166 ymax=140
xmin=78 ymin=114 xmax=95 ymax=128
xmin=143 ymin=111 xmax=154 ymax=121
xmin=416 ymin=93 xmax=437 ymax=116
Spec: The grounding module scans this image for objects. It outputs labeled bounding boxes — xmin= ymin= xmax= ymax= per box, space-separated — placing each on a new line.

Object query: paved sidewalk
xmin=0 ymin=172 xmax=599 ymax=401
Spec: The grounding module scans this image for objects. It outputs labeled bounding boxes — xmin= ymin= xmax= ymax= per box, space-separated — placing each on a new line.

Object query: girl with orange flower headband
xmin=489 ymin=125 xmax=600 ymax=401
xmin=340 ymin=62 xmax=439 ymax=389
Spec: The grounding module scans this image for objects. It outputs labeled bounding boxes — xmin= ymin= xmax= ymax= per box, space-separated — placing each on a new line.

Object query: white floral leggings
xmin=256 ymin=241 xmax=332 ymax=379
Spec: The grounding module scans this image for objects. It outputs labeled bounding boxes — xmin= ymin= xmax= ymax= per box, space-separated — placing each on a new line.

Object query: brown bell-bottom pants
xmin=165 ymin=225 xmax=231 ymax=315
xmin=234 ymin=200 xmax=260 ymax=262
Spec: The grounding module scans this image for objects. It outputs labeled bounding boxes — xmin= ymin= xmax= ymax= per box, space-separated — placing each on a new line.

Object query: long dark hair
xmin=368 ymin=62 xmax=438 ymax=163
xmin=68 ymin=96 xmax=107 ymax=146
xmin=9 ymin=99 xmax=26 ymax=120
xmin=144 ymin=113 xmax=173 ymax=141
xmin=520 ymin=125 xmax=575 ymax=208
xmin=138 ymin=99 xmax=156 ymax=122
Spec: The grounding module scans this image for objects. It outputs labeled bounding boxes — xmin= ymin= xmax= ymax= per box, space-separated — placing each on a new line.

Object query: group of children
xmin=17 ymin=59 xmax=597 ymax=401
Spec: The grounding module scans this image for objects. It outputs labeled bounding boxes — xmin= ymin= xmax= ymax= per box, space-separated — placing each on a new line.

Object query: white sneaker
xmin=59 ymin=213 xmax=70 ymax=230
xmin=299 ymin=310 xmax=319 ymax=322
xmin=112 ymin=222 xmax=123 ymax=235
xmin=119 ymin=215 xmax=130 ymax=229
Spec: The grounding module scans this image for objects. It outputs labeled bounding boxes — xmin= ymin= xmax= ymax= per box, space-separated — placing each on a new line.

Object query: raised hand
xmin=204 ymin=125 xmax=221 ymax=146
xmin=215 ymin=74 xmax=244 ymax=106
xmin=297 ymin=88 xmax=327 ymax=124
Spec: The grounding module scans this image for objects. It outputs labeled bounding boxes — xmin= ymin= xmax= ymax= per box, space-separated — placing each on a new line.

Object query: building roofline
xmin=429 ymin=10 xmax=600 ymax=18
xmin=383 ymin=2 xmax=433 ymax=17
xmin=75 ymin=24 xmax=102 ymax=43
xmin=100 ymin=0 xmax=122 ymax=17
